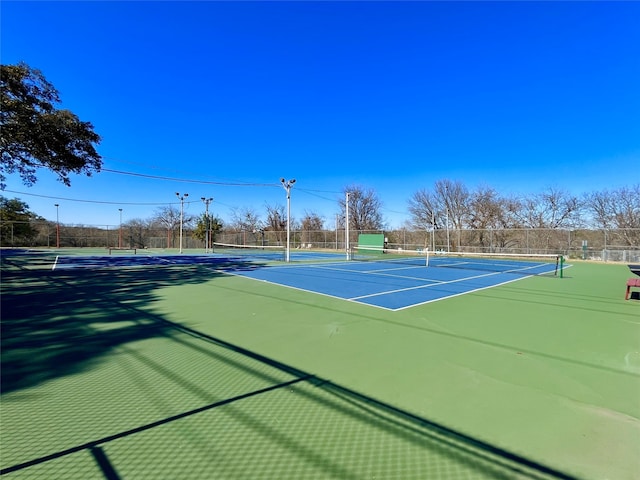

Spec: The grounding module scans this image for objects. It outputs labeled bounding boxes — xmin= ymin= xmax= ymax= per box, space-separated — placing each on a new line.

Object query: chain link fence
xmin=1 ymin=221 xmax=639 ymax=263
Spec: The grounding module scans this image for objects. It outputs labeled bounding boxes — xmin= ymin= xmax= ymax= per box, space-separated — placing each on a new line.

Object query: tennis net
xmin=349 ymin=246 xmax=428 ymax=266
xmin=212 ymin=242 xmax=286 ymax=262
xmin=349 ymin=246 xmax=563 ymax=276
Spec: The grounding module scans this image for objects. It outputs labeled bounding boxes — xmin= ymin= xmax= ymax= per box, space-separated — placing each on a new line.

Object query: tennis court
xmin=1 ymin=248 xmax=639 ymax=479
xmin=48 ymin=247 xmax=564 ymax=311
xmin=225 ymin=249 xmax=563 ymax=310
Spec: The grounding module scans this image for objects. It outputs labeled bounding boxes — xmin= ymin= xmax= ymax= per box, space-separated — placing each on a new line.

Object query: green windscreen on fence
xmin=357 ymin=233 xmax=385 ymax=254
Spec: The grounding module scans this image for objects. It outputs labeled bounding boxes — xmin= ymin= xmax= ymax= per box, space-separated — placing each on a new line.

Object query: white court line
xmin=363 ymin=265 xmax=427 ymax=274
xmin=348 ymin=268 xmax=509 ymax=300
xmin=391 ymin=276 xmax=532 ymax=311
xmin=201 ymin=260 xmax=567 ymax=312
xmin=304 ymin=262 xmax=551 ymax=280
xmin=50 ymin=253 xmax=185 ymax=270
xmin=220 ymin=260 xmax=436 ymax=284
xmin=206 ymin=263 xmax=497 ymax=311
xmin=358 ymin=265 xmax=571 ymax=312
xmin=154 ymin=255 xmax=176 ymax=265
xmin=206 ymin=266 xmax=380 ymax=308
xmin=375 ymin=264 xmax=572 ymax=311
xmin=309 ymin=263 xmax=437 ymax=282
xmin=213 ymin=266 xmax=524 ymax=312
xmin=310 ymin=261 xmax=554 ymax=284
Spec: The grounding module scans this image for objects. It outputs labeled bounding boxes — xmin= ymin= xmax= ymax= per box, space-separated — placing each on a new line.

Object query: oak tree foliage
xmin=1 ymin=62 xmax=102 ymax=189
xmin=0 ymin=195 xmax=41 ymax=242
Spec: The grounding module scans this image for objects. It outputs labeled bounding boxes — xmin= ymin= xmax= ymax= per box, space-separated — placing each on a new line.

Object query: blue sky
xmin=2 ymin=1 xmax=639 ymax=228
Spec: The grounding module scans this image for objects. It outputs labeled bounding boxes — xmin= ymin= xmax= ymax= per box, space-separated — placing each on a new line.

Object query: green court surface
xmin=1 ymin=250 xmax=639 ymax=479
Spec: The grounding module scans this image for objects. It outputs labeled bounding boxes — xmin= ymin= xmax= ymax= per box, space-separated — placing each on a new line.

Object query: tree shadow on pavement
xmin=0 ymin=253 xmax=258 ymax=394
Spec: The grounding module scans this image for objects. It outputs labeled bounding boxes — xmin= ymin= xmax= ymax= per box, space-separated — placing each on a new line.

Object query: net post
xmin=559 ymin=255 xmax=564 ymax=278
xmin=425 ymin=249 xmax=430 ymax=267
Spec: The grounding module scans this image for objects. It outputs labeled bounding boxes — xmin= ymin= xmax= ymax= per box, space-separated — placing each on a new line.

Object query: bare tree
xmin=408 ymin=180 xmax=469 ymax=225
xmin=583 ymin=190 xmax=615 ymax=229
xmin=512 ymin=187 xmax=581 ymax=229
xmin=435 ymin=179 xmax=470 ymax=231
xmin=468 ymin=186 xmax=505 ymax=230
xmin=408 ymin=188 xmax=440 ymax=230
xmin=585 ymin=185 xmax=640 ymax=229
xmin=467 ymin=186 xmax=510 ymax=248
xmin=123 ymin=218 xmax=156 ymax=249
xmin=264 ymin=203 xmax=287 ymax=237
xmin=300 ymin=210 xmax=325 ymax=245
xmin=339 ymin=185 xmax=384 ymax=231
xmin=585 ymin=185 xmax=640 ymax=246
xmin=301 ymin=210 xmax=324 ymax=230
xmin=407 ymin=179 xmax=469 ymax=249
xmin=153 ymin=205 xmax=181 ymax=248
xmin=229 ymin=206 xmax=262 ymax=232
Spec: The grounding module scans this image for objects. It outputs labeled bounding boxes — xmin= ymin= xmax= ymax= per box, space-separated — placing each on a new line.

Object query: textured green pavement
xmin=1 ymin=253 xmax=638 ymax=479
xmin=156 ymin=261 xmax=640 ymax=479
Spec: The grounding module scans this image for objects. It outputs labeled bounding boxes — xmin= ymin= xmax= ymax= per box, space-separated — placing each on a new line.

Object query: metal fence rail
xmin=1 ymin=221 xmax=638 ymax=262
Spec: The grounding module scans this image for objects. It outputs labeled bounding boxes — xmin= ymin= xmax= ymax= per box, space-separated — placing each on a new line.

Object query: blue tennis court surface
xmin=226 ymin=258 xmax=561 ymax=311
xmin=48 ymin=251 xmax=562 ymax=311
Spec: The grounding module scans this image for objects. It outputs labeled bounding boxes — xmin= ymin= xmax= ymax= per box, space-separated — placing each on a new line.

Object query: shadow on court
xmin=0 ymin=252 xmax=625 ymax=479
xmin=1 ymin=311 xmax=579 ymax=480
xmin=0 ymin=251 xmax=262 ymax=394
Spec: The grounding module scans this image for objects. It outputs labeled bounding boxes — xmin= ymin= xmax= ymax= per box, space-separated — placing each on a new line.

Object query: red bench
xmin=626 ymin=278 xmax=640 ymax=300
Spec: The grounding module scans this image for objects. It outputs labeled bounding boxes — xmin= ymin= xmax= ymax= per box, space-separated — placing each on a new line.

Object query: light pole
xmin=444 ymin=184 xmax=450 ymax=253
xmin=176 ymin=192 xmax=188 ymax=253
xmin=345 ymin=192 xmax=350 ymax=259
xmin=54 ymin=204 xmax=60 ymax=248
xmin=429 ymin=211 xmax=435 ymax=252
xmin=280 ymin=178 xmax=296 ymax=262
xmin=201 ymin=197 xmax=213 ymax=253
xmin=445 ymin=206 xmax=450 ymax=253
xmin=118 ymin=208 xmax=123 ymax=249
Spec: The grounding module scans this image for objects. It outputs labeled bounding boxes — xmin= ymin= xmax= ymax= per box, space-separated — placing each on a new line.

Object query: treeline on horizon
xmin=2 ymin=181 xmax=639 ymax=235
